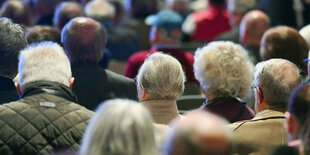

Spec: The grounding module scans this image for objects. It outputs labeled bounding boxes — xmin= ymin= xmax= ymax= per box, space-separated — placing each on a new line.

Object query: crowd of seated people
xmin=1 ymin=0 xmax=310 ymax=154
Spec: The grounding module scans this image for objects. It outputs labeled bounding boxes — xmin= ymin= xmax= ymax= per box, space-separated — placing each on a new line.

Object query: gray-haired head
xmin=299 ymin=24 xmax=310 ymax=47
xmin=84 ymin=0 xmax=116 ymax=23
xmin=80 ymin=99 xmax=157 ymax=155
xmin=227 ymin=0 xmax=257 ymax=14
xmin=254 ymin=59 xmax=301 ymax=108
xmin=163 ymin=110 xmax=233 ymax=155
xmin=61 ymin=17 xmax=107 ymax=64
xmin=53 ymin=1 xmax=84 ymax=31
xmin=18 ymin=41 xmax=71 ymax=91
xmin=194 ymin=41 xmax=254 ymax=98
xmin=0 ymin=17 xmax=27 ymax=78
xmin=136 ymin=52 xmax=186 ymax=100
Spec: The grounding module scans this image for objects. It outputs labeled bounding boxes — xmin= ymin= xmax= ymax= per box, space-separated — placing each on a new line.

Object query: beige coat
xmin=143 ymin=100 xmax=181 ymax=125
xmin=227 ymin=109 xmax=287 ymax=155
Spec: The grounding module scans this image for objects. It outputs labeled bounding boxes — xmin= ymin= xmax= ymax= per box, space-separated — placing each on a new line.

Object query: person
xmin=53 ymin=1 xmax=83 ymax=32
xmin=0 ymin=18 xmax=27 ymax=103
xmin=123 ymin=0 xmax=158 ymax=50
xmin=260 ymin=26 xmax=309 ymax=77
xmin=182 ymin=0 xmax=231 ymax=42
xmin=125 ymin=10 xmax=196 ymax=84
xmin=239 ymin=10 xmax=270 ymax=64
xmin=165 ymin=0 xmax=191 ymax=20
xmin=299 ymin=24 xmax=310 ymax=47
xmin=0 ymin=0 xmax=32 ymax=27
xmin=136 ymin=52 xmax=185 ymax=125
xmin=62 ymin=17 xmax=137 ymax=110
xmin=26 ymin=25 xmax=61 ymax=44
xmin=193 ymin=41 xmax=255 ymax=123
xmin=215 ymin=0 xmax=257 ymax=44
xmin=228 ymin=58 xmax=302 ymax=154
xmin=31 ymin=0 xmax=62 ymax=25
xmin=163 ymin=111 xmax=233 ymax=155
xmin=271 ymin=82 xmax=310 ymax=155
xmin=79 ymin=99 xmax=157 ymax=155
xmin=0 ymin=42 xmax=94 ymax=154
xmin=84 ymin=0 xmax=139 ymax=61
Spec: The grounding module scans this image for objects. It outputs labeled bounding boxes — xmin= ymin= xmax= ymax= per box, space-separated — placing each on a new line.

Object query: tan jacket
xmin=143 ymin=100 xmax=181 ymax=125
xmin=227 ymin=109 xmax=287 ymax=155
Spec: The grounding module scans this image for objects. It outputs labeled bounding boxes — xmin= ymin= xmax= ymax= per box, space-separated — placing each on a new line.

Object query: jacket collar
xmin=21 ymin=80 xmax=78 ymax=103
xmin=252 ymin=109 xmax=285 ymax=121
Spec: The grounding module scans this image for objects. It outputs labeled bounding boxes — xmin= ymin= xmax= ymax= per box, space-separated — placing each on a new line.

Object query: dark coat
xmin=0 ymin=81 xmax=94 ymax=155
xmin=72 ymin=64 xmax=138 ymax=110
xmin=0 ymin=75 xmax=19 ymax=104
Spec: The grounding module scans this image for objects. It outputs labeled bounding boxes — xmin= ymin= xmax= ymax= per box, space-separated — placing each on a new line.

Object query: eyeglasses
xmin=303 ymin=58 xmax=310 ymax=63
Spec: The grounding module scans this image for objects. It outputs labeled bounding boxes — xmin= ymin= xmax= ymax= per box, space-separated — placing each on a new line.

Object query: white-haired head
xmin=299 ymin=24 xmax=310 ymax=47
xmin=254 ymin=59 xmax=301 ymax=108
xmin=84 ymin=0 xmax=115 ymax=22
xmin=194 ymin=41 xmax=254 ymax=98
xmin=18 ymin=41 xmax=71 ymax=90
xmin=163 ymin=110 xmax=233 ymax=155
xmin=80 ymin=99 xmax=157 ymax=155
xmin=136 ymin=52 xmax=186 ymax=100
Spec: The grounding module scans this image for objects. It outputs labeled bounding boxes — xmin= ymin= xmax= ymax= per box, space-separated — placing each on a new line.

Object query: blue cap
xmin=145 ymin=10 xmax=183 ymax=32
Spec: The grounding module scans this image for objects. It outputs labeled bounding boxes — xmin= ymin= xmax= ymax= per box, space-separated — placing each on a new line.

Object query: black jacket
xmin=0 ymin=75 xmax=18 ymax=104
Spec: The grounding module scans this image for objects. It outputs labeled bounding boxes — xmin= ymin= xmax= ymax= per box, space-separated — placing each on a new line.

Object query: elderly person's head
xmin=136 ymin=52 xmax=186 ymax=101
xmin=194 ymin=41 xmax=254 ymax=99
xmin=26 ymin=26 xmax=61 ymax=44
xmin=53 ymin=1 xmax=83 ymax=31
xmin=163 ymin=110 xmax=233 ymax=155
xmin=79 ymin=99 xmax=157 ymax=155
xmin=227 ymin=0 xmax=257 ymax=26
xmin=260 ymin=26 xmax=309 ymax=77
xmin=299 ymin=24 xmax=310 ymax=47
xmin=61 ymin=17 xmax=107 ymax=64
xmin=84 ymin=0 xmax=115 ymax=23
xmin=253 ymin=59 xmax=301 ymax=112
xmin=17 ymin=42 xmax=73 ymax=93
xmin=0 ymin=17 xmax=27 ymax=78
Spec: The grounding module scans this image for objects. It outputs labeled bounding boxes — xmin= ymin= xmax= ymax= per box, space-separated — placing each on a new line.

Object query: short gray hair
xmin=80 ymin=99 xmax=157 ymax=155
xmin=227 ymin=0 xmax=257 ymax=13
xmin=18 ymin=42 xmax=71 ymax=90
xmin=299 ymin=24 xmax=310 ymax=47
xmin=194 ymin=41 xmax=254 ymax=98
xmin=254 ymin=59 xmax=301 ymax=108
xmin=136 ymin=52 xmax=186 ymax=100
xmin=84 ymin=0 xmax=115 ymax=22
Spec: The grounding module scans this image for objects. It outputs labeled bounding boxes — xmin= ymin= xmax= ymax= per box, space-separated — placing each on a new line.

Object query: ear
xmin=139 ymin=88 xmax=149 ymax=102
xmin=286 ymin=112 xmax=294 ymax=134
xmin=256 ymin=87 xmax=263 ymax=105
xmin=15 ymin=82 xmax=22 ymax=97
xmin=68 ymin=77 xmax=74 ymax=89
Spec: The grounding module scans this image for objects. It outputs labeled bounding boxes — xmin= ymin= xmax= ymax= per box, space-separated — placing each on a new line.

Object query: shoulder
xmin=105 ymin=69 xmax=135 ymax=84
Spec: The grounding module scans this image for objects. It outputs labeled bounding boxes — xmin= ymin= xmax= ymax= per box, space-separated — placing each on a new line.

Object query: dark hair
xmin=26 ymin=26 xmax=61 ymax=44
xmin=129 ymin=0 xmax=158 ymax=19
xmin=61 ymin=17 xmax=107 ymax=64
xmin=289 ymin=82 xmax=310 ymax=126
xmin=0 ymin=17 xmax=27 ymax=77
xmin=260 ymin=26 xmax=309 ymax=77
xmin=209 ymin=0 xmax=226 ymax=6
xmin=0 ymin=0 xmax=32 ymax=27
xmin=53 ymin=2 xmax=83 ymax=31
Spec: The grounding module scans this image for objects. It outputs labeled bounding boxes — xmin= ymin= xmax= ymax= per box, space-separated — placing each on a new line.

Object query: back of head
xmin=0 ymin=17 xmax=27 ymax=78
xmin=164 ymin=111 xmax=232 ymax=155
xmin=0 ymin=0 xmax=32 ymax=27
xmin=260 ymin=26 xmax=309 ymax=76
xmin=125 ymin=0 xmax=158 ymax=19
xmin=53 ymin=1 xmax=84 ymax=31
xmin=239 ymin=10 xmax=270 ymax=46
xmin=194 ymin=41 xmax=254 ymax=98
xmin=289 ymin=82 xmax=310 ymax=126
xmin=137 ymin=52 xmax=185 ymax=100
xmin=26 ymin=26 xmax=61 ymax=44
xmin=299 ymin=24 xmax=310 ymax=47
xmin=33 ymin=0 xmax=62 ymax=15
xmin=255 ymin=59 xmax=301 ymax=108
xmin=61 ymin=17 xmax=107 ymax=64
xmin=227 ymin=0 xmax=257 ymax=14
xmin=80 ymin=99 xmax=157 ymax=155
xmin=18 ymin=42 xmax=71 ymax=90
xmin=209 ymin=0 xmax=226 ymax=6
xmin=145 ymin=10 xmax=183 ymax=41
xmin=85 ymin=0 xmax=115 ymax=23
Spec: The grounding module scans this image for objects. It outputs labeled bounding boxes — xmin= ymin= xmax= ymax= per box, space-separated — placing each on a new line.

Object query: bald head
xmin=240 ymin=10 xmax=270 ymax=46
xmin=61 ymin=17 xmax=106 ymax=64
xmin=164 ymin=111 xmax=232 ymax=155
xmin=260 ymin=26 xmax=309 ymax=76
